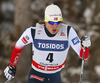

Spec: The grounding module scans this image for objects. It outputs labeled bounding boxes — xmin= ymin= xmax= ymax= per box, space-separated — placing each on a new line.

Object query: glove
xmin=81 ymin=36 xmax=91 ymax=49
xmin=4 ymin=64 xmax=16 ymax=80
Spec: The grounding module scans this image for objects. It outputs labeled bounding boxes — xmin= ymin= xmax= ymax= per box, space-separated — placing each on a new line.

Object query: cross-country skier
xmin=4 ymin=4 xmax=91 ymax=83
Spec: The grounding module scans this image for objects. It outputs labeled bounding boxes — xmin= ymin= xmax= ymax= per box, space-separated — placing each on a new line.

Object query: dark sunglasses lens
xmin=48 ymin=21 xmax=61 ymax=25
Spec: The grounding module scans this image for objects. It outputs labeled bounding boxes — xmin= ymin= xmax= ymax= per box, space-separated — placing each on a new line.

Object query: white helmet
xmin=45 ymin=4 xmax=63 ymax=22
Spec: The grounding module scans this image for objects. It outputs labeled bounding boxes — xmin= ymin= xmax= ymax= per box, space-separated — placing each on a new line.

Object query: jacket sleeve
xmin=68 ymin=27 xmax=89 ymax=60
xmin=9 ymin=27 xmax=33 ymax=66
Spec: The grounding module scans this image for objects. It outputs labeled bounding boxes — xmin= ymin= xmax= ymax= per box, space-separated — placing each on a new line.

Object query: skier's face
xmin=45 ymin=22 xmax=61 ymax=34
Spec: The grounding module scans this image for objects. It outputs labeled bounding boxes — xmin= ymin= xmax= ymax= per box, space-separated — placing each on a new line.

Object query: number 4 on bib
xmin=46 ymin=53 xmax=54 ymax=63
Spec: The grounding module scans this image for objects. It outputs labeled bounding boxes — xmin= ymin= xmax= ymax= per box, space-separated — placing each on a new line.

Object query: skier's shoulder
xmin=25 ymin=26 xmax=36 ymax=32
xmin=35 ymin=23 xmax=45 ymax=29
xmin=28 ymin=26 xmax=36 ymax=30
xmin=20 ymin=27 xmax=36 ymax=36
xmin=60 ymin=23 xmax=72 ymax=29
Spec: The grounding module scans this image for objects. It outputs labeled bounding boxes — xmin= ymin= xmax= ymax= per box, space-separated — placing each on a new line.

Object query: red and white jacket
xmin=9 ymin=23 xmax=89 ymax=73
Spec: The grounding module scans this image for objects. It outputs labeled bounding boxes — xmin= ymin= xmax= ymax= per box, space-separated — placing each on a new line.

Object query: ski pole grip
xmin=81 ymin=36 xmax=87 ymax=49
xmin=81 ymin=36 xmax=85 ymax=41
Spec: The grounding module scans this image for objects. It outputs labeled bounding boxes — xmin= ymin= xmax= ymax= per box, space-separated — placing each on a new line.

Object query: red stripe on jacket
xmin=9 ymin=45 xmax=23 ymax=67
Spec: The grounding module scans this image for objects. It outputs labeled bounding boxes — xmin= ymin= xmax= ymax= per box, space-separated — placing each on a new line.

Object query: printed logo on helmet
xmin=49 ymin=14 xmax=61 ymax=17
xmin=54 ymin=17 xmax=58 ymax=21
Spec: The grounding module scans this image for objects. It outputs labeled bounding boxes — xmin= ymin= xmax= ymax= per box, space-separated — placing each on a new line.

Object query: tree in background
xmin=12 ymin=0 xmax=32 ymax=82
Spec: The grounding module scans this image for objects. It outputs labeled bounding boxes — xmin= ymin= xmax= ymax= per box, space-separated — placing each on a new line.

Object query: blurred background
xmin=0 ymin=0 xmax=100 ymax=83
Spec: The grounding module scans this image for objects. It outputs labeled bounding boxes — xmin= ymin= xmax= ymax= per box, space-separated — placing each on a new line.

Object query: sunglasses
xmin=45 ymin=17 xmax=63 ymax=25
xmin=48 ymin=21 xmax=61 ymax=25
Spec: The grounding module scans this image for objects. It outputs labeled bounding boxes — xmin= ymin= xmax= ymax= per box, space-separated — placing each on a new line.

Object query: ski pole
xmin=5 ymin=79 xmax=10 ymax=83
xmin=79 ymin=48 xmax=85 ymax=83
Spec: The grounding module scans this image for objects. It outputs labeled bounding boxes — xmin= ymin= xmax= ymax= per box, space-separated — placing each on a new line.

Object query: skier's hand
xmin=81 ymin=36 xmax=91 ymax=49
xmin=4 ymin=64 xmax=16 ymax=80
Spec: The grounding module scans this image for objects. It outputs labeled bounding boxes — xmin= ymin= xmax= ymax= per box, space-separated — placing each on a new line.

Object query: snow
xmin=83 ymin=8 xmax=93 ymax=24
xmin=1 ymin=1 xmax=15 ymax=12
xmin=67 ymin=67 xmax=80 ymax=76
xmin=61 ymin=70 xmax=69 ymax=83
xmin=79 ymin=30 xmax=86 ymax=36
xmin=31 ymin=0 xmax=46 ymax=11
xmin=87 ymin=30 xmax=100 ymax=38
xmin=95 ymin=65 xmax=100 ymax=77
xmin=75 ymin=0 xmax=81 ymax=6
xmin=1 ymin=1 xmax=15 ymax=18
xmin=94 ymin=13 xmax=100 ymax=23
